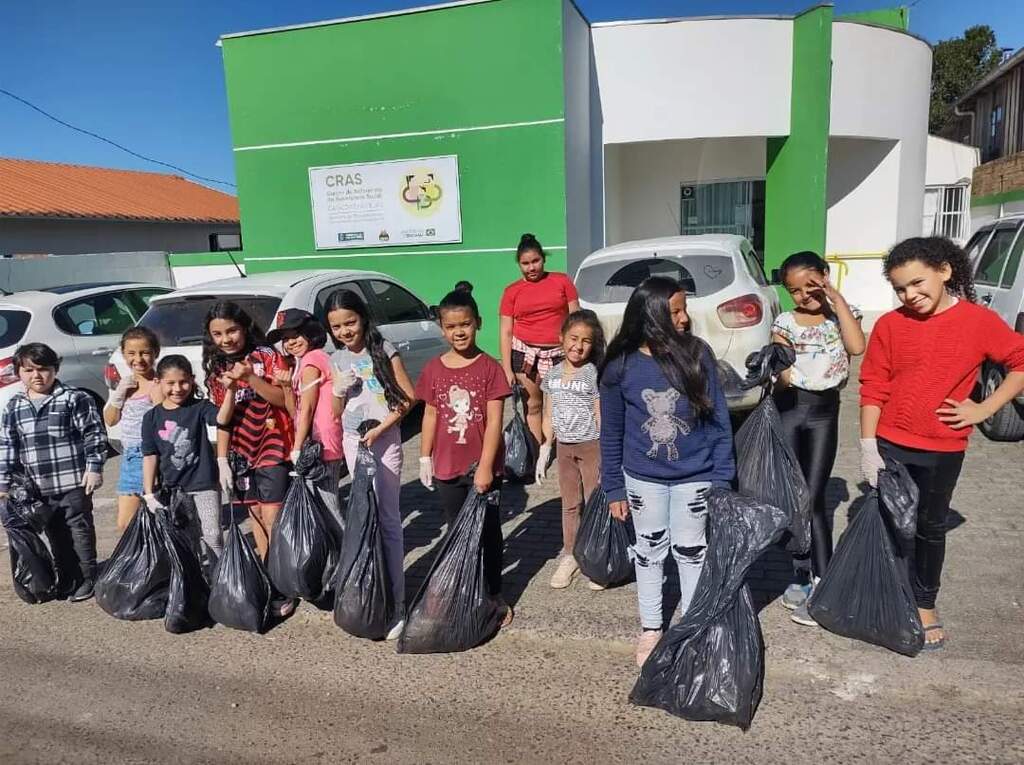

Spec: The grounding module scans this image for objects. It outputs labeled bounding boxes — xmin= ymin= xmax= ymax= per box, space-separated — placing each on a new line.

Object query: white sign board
xmin=309 ymin=155 xmax=462 ymax=250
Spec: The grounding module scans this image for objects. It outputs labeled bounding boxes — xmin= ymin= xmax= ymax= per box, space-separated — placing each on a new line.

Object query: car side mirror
xmin=429 ymin=305 xmax=440 ymax=320
xmin=769 ymin=268 xmax=783 ymax=285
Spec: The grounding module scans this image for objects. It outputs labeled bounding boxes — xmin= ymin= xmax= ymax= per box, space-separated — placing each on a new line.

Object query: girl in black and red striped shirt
xmin=203 ymin=301 xmax=296 ymax=614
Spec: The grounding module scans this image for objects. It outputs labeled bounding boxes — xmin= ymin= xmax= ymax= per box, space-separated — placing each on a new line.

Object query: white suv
xmin=966 ymin=214 xmax=1024 ymax=440
xmin=574 ymin=235 xmax=781 ymax=410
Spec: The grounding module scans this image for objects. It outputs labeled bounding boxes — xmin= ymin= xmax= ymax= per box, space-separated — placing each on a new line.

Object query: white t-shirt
xmin=772 ymin=308 xmax=861 ymax=391
xmin=330 ymin=341 xmax=397 ymax=432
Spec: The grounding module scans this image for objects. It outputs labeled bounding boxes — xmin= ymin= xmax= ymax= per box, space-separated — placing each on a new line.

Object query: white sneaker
xmin=549 ymin=555 xmax=579 ymax=589
xmin=587 ymin=579 xmax=606 ymax=591
xmin=636 ymin=630 xmax=662 ymax=668
xmin=385 ymin=619 xmax=405 ymax=641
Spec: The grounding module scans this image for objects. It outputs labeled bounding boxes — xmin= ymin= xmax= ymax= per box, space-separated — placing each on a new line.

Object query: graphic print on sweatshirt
xmin=641 ymin=388 xmax=691 ymax=460
xmin=443 ymin=384 xmax=479 ymax=445
xmin=158 ymin=419 xmax=195 ymax=470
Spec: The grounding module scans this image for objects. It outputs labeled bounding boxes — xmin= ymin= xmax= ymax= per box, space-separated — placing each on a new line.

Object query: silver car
xmin=0 ymin=282 xmax=172 ymax=411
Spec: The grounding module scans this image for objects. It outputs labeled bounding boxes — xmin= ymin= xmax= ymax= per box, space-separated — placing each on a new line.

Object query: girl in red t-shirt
xmin=416 ymin=284 xmax=513 ymax=625
xmin=203 ymin=301 xmax=296 ymax=616
xmin=499 ymin=233 xmax=580 ymax=447
xmin=860 ymin=237 xmax=1024 ymax=650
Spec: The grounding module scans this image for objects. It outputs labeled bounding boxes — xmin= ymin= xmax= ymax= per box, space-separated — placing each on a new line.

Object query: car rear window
xmin=139 ymin=296 xmax=280 ymax=347
xmin=0 ymin=310 xmax=31 ymax=347
xmin=575 ymin=254 xmax=735 ymax=303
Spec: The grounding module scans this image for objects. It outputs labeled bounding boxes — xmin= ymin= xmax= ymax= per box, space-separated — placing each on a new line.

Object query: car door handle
xmin=980 ymin=294 xmax=993 ymax=305
xmin=91 ymin=347 xmax=113 ymax=355
xmin=396 ymin=340 xmax=411 ymax=350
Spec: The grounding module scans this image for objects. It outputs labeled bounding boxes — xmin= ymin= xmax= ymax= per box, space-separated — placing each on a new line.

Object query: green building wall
xmin=221 ymin=0 xmax=570 ymax=351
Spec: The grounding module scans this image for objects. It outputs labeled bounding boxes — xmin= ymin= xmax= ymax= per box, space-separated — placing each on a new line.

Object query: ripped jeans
xmin=624 ymin=475 xmax=710 ymax=630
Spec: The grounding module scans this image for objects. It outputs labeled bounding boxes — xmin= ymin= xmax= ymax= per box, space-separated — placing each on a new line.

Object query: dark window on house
xmin=209 ymin=233 xmax=242 ymax=252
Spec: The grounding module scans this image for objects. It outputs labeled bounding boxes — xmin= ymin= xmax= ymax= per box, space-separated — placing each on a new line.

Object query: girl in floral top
xmin=771 ymin=251 xmax=865 ymax=627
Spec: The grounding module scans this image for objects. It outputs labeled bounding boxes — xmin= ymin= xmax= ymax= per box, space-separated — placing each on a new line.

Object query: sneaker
xmin=385 ymin=619 xmax=406 ymax=641
xmin=69 ymin=580 xmax=95 ymax=602
xmin=636 ymin=630 xmax=662 ymax=668
xmin=549 ymin=555 xmax=579 ymax=589
xmin=791 ymin=602 xmax=818 ymax=627
xmin=587 ymin=579 xmax=606 ymax=591
xmin=781 ymin=583 xmax=811 ymax=611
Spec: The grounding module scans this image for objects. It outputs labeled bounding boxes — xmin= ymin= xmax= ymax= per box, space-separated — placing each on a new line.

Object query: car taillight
xmin=717 ymin=294 xmax=763 ymax=328
xmin=0 ymin=357 xmax=16 ymax=387
xmin=275 ymin=311 xmax=287 ymax=328
xmin=104 ymin=363 xmax=121 ymax=391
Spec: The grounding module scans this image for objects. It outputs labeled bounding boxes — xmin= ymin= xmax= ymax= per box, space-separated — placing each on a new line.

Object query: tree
xmin=930 ymin=25 xmax=1004 ymax=135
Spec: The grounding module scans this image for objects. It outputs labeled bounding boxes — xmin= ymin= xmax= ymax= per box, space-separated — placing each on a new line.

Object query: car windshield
xmin=0 ymin=309 xmax=31 ymax=348
xmin=138 ymin=296 xmax=280 ymax=347
xmin=575 ymin=254 xmax=735 ymax=303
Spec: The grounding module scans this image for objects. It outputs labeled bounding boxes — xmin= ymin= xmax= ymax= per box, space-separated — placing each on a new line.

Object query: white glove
xmin=535 ymin=442 xmax=553 ymax=485
xmin=107 ymin=373 xmax=136 ymax=409
xmin=289 ymin=449 xmax=302 ymax=465
xmin=332 ymin=366 xmax=358 ymax=398
xmin=860 ymin=438 xmax=885 ymax=488
xmin=419 ymin=456 xmax=434 ymax=491
xmin=81 ymin=471 xmax=103 ymax=495
xmin=218 ymin=457 xmax=233 ymax=498
xmin=143 ymin=493 xmax=165 ymax=510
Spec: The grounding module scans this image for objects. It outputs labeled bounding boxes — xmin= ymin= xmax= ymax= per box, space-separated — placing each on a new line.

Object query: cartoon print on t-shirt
xmin=158 ymin=420 xmax=195 ymax=470
xmin=641 ymin=388 xmax=690 ymax=460
xmin=445 ymin=384 xmax=482 ymax=445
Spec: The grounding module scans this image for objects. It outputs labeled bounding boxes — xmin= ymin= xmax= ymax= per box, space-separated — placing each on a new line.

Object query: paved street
xmin=2 ymin=361 xmax=1023 ymax=763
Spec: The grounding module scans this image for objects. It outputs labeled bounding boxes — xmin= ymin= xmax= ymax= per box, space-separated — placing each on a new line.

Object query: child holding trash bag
xmin=141 ymin=355 xmax=236 ymax=557
xmin=416 ymin=285 xmax=514 ymax=626
xmin=771 ymin=252 xmax=865 ymax=626
xmin=268 ymin=309 xmax=344 ymax=520
xmin=536 ymin=309 xmax=605 ymax=590
xmin=104 ymin=327 xmax=163 ymax=534
xmin=0 ymin=342 xmax=108 ymax=602
xmin=202 ymin=301 xmax=297 ymax=617
xmin=323 ymin=288 xmax=416 ymax=639
xmin=860 ymin=236 xmax=1024 ymax=650
xmin=599 ymin=277 xmax=735 ymax=667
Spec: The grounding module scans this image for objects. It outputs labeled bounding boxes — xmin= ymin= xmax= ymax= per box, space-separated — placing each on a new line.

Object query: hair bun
xmin=519 ymin=232 xmax=538 ymax=246
xmin=454 ymin=280 xmax=473 ymax=294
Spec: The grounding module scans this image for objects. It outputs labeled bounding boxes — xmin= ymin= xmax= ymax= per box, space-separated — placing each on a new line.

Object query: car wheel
xmin=977 ymin=365 xmax=1024 ymax=442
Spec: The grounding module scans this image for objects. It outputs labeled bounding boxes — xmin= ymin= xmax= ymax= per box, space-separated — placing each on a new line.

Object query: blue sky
xmin=2 ymin=1 xmax=1021 ymax=191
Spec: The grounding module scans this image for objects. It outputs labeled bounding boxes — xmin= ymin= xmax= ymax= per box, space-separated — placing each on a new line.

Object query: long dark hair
xmin=884 ymin=236 xmax=976 ymax=303
xmin=157 ymin=354 xmax=200 ymax=402
xmin=562 ymin=309 xmax=606 ymax=368
xmin=322 ymin=289 xmax=410 ymax=411
xmin=201 ymin=301 xmax=268 ymax=397
xmin=599 ymin=276 xmax=712 ymax=419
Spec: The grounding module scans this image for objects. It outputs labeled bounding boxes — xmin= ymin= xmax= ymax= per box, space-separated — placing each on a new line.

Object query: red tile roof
xmin=0 ymin=157 xmax=239 ymax=224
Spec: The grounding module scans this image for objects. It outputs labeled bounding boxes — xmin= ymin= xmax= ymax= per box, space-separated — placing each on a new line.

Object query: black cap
xmin=267 ymin=308 xmax=325 ymax=347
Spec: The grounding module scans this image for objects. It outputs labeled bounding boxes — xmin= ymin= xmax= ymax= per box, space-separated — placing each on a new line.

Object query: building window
xmin=923 ymin=184 xmax=970 ymax=243
xmin=209 ymin=232 xmax=242 ymax=252
xmin=680 ymin=179 xmax=765 ymax=256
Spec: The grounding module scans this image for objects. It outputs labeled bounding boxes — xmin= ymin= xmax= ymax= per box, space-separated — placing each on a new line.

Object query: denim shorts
xmin=117 ymin=446 xmax=145 ymax=495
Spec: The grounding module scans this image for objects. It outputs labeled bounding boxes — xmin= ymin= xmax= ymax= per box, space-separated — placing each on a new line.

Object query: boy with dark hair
xmin=0 ymin=343 xmax=108 ymax=601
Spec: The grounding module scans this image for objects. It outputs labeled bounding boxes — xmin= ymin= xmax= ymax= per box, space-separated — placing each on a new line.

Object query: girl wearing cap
xmin=269 ymin=309 xmax=345 ymax=522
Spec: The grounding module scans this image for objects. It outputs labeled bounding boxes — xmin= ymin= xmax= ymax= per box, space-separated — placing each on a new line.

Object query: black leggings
xmin=435 ymin=475 xmax=504 ymax=597
xmin=878 ymin=439 xmax=964 ymax=610
xmin=775 ymin=387 xmax=840 ymax=579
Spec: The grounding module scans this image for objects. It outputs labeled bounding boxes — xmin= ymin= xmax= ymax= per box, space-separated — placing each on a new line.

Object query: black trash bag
xmin=156 ymin=501 xmax=212 ymax=634
xmin=95 ymin=503 xmax=171 ymax=620
xmin=503 ymin=384 xmax=536 ymax=482
xmin=398 ymin=488 xmax=503 ymax=654
xmin=572 ymin=487 xmax=636 ymax=588
xmin=630 ymin=489 xmax=789 ymax=730
xmin=1 ymin=499 xmax=57 ymax=604
xmin=739 ymin=343 xmax=796 ymax=390
xmin=734 ymin=394 xmax=811 ymax=554
xmin=6 ymin=473 xmax=52 ymax=533
xmin=807 ymin=468 xmax=924 ymax=657
xmin=268 ymin=440 xmax=340 ymax=603
xmin=208 ymin=519 xmax=272 ymax=633
xmin=333 ymin=421 xmax=395 ymax=639
xmin=878 ymin=457 xmax=919 ymax=542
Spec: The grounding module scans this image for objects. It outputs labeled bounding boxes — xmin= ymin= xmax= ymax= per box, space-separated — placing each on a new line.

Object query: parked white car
xmin=573 ymin=235 xmax=781 ymax=410
xmin=106 ymin=269 xmax=446 ymax=444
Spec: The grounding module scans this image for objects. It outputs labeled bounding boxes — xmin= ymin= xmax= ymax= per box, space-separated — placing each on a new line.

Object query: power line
xmin=0 ymin=86 xmax=236 ymax=188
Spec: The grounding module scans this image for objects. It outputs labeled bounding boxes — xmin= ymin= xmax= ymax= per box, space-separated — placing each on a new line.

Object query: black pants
xmin=775 ymin=387 xmax=840 ymax=580
xmin=879 ymin=439 xmax=964 ymax=610
xmin=43 ymin=488 xmax=97 ymax=591
xmin=435 ymin=474 xmax=504 ymax=597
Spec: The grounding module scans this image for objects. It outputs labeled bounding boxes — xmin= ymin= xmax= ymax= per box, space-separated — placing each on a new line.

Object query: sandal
xmin=922 ymin=623 xmax=946 ymax=651
xmin=274 ymin=597 xmax=299 ymax=619
xmin=498 ymin=599 xmax=514 ymax=628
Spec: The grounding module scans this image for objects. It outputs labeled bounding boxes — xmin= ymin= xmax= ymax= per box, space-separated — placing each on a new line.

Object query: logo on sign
xmin=400 ymin=170 xmax=443 ymax=216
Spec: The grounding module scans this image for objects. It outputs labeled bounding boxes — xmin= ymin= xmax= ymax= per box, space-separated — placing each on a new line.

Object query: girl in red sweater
xmin=860 ymin=237 xmax=1024 ymax=650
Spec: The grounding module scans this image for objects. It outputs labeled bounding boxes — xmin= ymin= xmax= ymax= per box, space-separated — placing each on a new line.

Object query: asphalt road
xmin=1 ymin=367 xmax=1022 ymax=763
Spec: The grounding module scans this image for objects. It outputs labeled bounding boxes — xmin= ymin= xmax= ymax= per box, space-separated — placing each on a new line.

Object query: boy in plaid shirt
xmin=0 ymin=343 xmax=107 ymax=601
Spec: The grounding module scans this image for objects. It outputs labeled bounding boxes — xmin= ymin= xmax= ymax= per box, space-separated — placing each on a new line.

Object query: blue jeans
xmin=624 ymin=474 xmax=710 ymax=630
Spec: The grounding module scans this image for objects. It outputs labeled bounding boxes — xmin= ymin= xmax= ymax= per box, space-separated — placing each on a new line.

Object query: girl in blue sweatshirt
xmin=599 ymin=276 xmax=735 ymax=667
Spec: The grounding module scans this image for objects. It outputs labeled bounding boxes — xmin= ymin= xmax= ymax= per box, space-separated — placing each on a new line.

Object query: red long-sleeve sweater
xmin=860 ymin=300 xmax=1024 ymax=452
